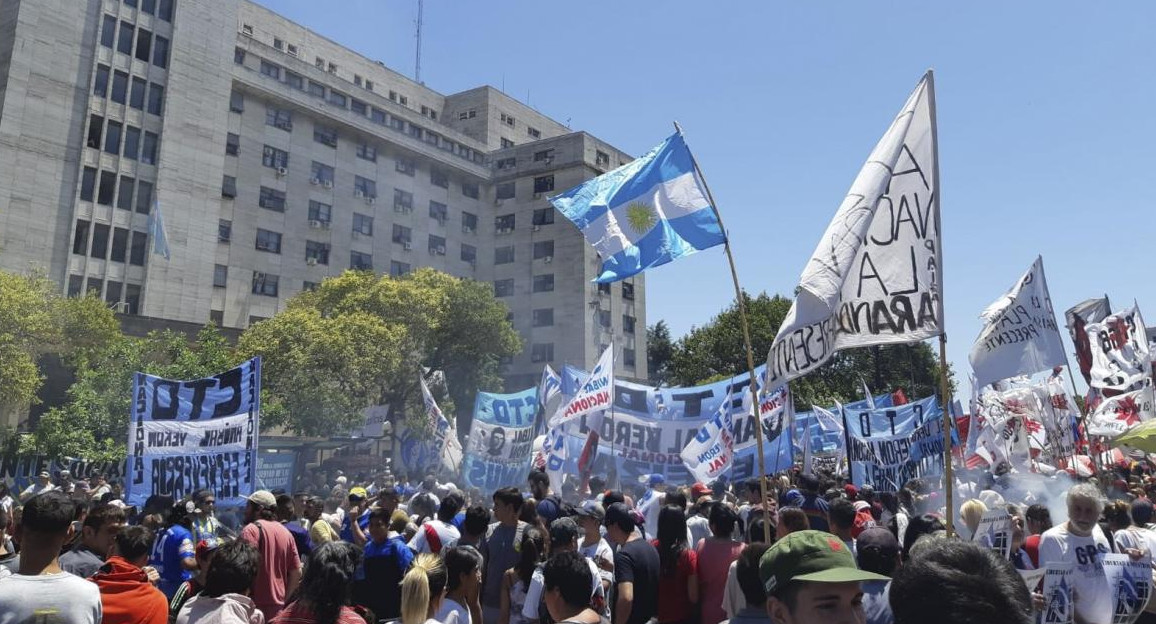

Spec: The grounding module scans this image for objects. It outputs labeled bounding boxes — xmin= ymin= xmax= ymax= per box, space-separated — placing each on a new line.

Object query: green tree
xmin=664 ymin=291 xmax=952 ymax=409
xmin=238 ymin=269 xmax=521 ymax=437
xmin=646 ymin=321 xmax=675 ymax=383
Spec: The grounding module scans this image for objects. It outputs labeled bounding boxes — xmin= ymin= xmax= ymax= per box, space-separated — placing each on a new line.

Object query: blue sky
xmin=257 ymin=1 xmax=1154 ymax=397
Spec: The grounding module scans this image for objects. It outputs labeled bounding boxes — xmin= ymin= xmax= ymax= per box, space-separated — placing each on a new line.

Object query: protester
xmin=721 ymin=543 xmax=771 ymax=624
xmin=271 ymin=541 xmax=366 ymax=624
xmin=653 ymin=506 xmax=698 ymax=624
xmin=306 ymin=497 xmax=339 ymax=546
xmin=0 ymin=506 xmax=16 ymax=573
xmin=1038 ymin=482 xmax=1112 ymax=624
xmin=176 ymin=540 xmax=263 ymax=624
xmin=341 ymin=488 xmax=372 ymax=547
xmin=61 ymin=501 xmax=126 ymax=578
xmin=459 ymin=505 xmax=490 ymax=549
xmin=540 ymin=551 xmax=602 ymax=624
xmin=191 ymin=490 xmax=224 ymax=544
xmin=240 ymin=490 xmax=303 ymax=621
xmin=687 ymin=496 xmax=713 ymax=549
xmin=411 ymin=492 xmax=464 ymax=555
xmin=401 ymin=553 xmax=449 ymax=624
xmin=605 ymin=502 xmax=659 ymax=624
xmin=481 ymin=487 xmax=528 ymax=624
xmin=1022 ymin=503 xmax=1051 ymax=567
xmin=697 ymin=502 xmax=744 ymax=624
xmin=523 ymin=517 xmax=608 ymax=623
xmin=856 ymin=528 xmax=901 ymax=624
xmin=438 ymin=546 xmax=484 ymax=624
xmin=152 ymin=501 xmax=200 ymax=600
xmin=353 ymin=506 xmax=414 ymax=622
xmin=19 ymin=471 xmax=56 ymax=502
xmin=635 ymin=475 xmax=666 ymax=538
xmin=899 ymin=514 xmax=944 ymax=559
xmin=171 ymin=539 xmax=222 ymax=622
xmin=275 ymin=494 xmax=312 ymax=561
xmin=826 ymin=499 xmax=857 ymax=557
xmin=890 ymin=540 xmax=1032 ymax=624
xmin=795 ymin=476 xmax=830 ymax=532
xmin=528 ymin=471 xmax=563 ymax=525
xmin=758 ymin=530 xmax=887 ymax=624
xmin=958 ymin=499 xmax=987 ymax=540
xmin=574 ymin=501 xmax=614 ymax=595
xmin=0 ymin=491 xmax=102 ymax=624
xmin=500 ymin=526 xmax=545 ymax=624
xmin=92 ymin=525 xmax=168 ymax=624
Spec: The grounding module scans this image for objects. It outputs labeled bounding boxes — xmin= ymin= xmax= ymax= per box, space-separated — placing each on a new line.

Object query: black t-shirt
xmin=612 ymin=538 xmax=660 ymax=624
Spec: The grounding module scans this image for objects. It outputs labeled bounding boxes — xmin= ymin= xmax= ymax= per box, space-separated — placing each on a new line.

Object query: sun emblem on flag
xmin=625 ymin=201 xmax=656 ymax=235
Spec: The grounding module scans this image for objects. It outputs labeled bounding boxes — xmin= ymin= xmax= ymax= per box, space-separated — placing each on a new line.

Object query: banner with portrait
xmin=462 ymin=387 xmax=538 ymax=495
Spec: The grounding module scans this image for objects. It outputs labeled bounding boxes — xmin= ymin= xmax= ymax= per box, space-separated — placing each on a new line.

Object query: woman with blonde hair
xmin=959 ymin=498 xmax=988 ymax=540
xmin=401 ymin=553 xmax=450 ymax=624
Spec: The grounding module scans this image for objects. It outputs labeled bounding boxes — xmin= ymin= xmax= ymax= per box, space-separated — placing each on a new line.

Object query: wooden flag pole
xmin=675 ymin=122 xmax=773 ymax=544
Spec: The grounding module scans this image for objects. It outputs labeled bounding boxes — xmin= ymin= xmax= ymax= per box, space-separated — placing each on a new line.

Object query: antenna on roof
xmin=414 ymin=0 xmax=424 ymax=84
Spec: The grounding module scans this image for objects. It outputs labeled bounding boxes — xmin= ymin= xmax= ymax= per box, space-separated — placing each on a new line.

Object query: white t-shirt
xmin=409 ymin=519 xmax=461 ymax=554
xmin=579 ymin=537 xmax=615 ymax=589
xmin=522 ymin=557 xmax=606 ymax=620
xmin=0 ymin=571 xmax=102 ymax=624
xmin=435 ymin=597 xmax=469 ymax=624
xmin=1039 ymin=523 xmax=1111 ymax=624
xmin=722 ymin=559 xmax=744 ymax=619
xmin=637 ymin=489 xmax=662 ymax=538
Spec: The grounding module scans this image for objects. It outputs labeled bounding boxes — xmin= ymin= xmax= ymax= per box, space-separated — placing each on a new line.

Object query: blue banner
xmin=462 ymin=387 xmax=537 ymax=495
xmin=126 ymin=358 xmax=261 ymax=507
xmin=843 ymin=396 xmax=949 ymax=491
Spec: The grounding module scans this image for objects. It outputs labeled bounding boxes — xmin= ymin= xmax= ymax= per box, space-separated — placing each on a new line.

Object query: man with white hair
xmin=1038 ymin=483 xmax=1111 ymax=624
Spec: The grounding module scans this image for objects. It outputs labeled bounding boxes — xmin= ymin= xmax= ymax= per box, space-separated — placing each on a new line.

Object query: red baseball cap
xmin=691 ymin=483 xmax=712 ymax=497
xmin=844 ymin=484 xmax=859 ymax=498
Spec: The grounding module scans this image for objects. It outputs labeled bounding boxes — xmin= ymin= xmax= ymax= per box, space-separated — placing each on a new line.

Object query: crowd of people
xmin=0 ymin=464 xmax=1153 ymax=624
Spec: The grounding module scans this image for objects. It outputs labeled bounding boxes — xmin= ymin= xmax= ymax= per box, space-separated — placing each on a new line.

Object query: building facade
xmin=0 ymin=0 xmax=648 ymax=391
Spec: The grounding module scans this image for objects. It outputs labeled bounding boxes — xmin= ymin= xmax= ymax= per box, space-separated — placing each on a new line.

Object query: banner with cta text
xmin=126 ymin=358 xmax=261 ymax=507
xmin=462 ymin=387 xmax=537 ymax=496
xmin=844 ymin=395 xmax=948 ymax=491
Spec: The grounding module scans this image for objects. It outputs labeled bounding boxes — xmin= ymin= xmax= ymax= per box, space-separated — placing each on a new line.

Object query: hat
xmin=758 ymin=530 xmax=888 ymax=596
xmin=38 ymin=471 xmax=50 ymax=478
xmin=783 ymin=489 xmax=805 ymax=508
xmin=549 ymin=517 xmax=581 ymax=545
xmin=638 ymin=474 xmax=665 ymax=487
xmin=1132 ymin=499 xmax=1155 ymax=525
xmin=852 ymin=500 xmax=871 ymax=513
xmin=195 ymin=538 xmax=221 ymax=558
xmin=691 ymin=483 xmax=712 ymax=498
xmin=248 ymin=490 xmax=277 ymax=508
xmin=575 ymin=500 xmax=606 ymax=521
xmin=349 ymin=487 xmax=369 ymax=500
xmin=59 ymin=470 xmax=71 ymax=478
xmin=107 ymin=500 xmax=127 ymax=509
xmin=855 ymin=527 xmax=900 ymax=557
xmin=844 ymin=484 xmax=858 ymax=498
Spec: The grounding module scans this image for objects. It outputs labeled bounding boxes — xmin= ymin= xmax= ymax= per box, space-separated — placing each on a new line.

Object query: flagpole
xmin=675 ymin=121 xmax=772 ymax=544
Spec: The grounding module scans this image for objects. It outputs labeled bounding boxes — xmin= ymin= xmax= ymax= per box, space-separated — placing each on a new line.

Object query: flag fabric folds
xmin=420 ymin=374 xmax=461 ymax=472
xmin=549 ymin=345 xmax=614 ymax=429
xmin=1065 ymin=297 xmax=1112 ymax=384
xmin=680 ymin=390 xmax=736 ymax=484
xmin=765 ymin=71 xmax=942 ymax=392
xmin=549 ymin=132 xmax=725 ymax=283
xmin=147 ymin=200 xmax=170 ymax=260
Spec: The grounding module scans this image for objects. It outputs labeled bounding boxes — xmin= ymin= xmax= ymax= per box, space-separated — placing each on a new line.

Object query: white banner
xmin=1087 ymin=387 xmax=1156 ymax=438
xmin=766 ymin=71 xmax=942 ymax=391
xmin=1086 ymin=304 xmax=1152 ymax=392
xmin=969 ymin=257 xmax=1066 ymax=388
xmin=140 ymin=413 xmax=251 ymax=453
xmin=680 ymin=391 xmax=736 ymax=483
xmin=550 ymin=345 xmax=613 ymax=429
xmin=1103 ymin=554 xmax=1152 ymax=624
xmin=971 ymin=509 xmax=1012 ymax=559
xmin=1038 ymin=376 xmax=1078 ymax=460
xmin=1041 ymin=563 xmax=1075 ymax=624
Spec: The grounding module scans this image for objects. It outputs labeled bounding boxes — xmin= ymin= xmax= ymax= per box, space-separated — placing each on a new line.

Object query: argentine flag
xmin=549 ymin=131 xmax=725 ymax=283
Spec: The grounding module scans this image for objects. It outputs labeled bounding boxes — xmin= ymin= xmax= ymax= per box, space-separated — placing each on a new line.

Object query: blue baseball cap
xmin=639 ymin=474 xmax=666 ymax=487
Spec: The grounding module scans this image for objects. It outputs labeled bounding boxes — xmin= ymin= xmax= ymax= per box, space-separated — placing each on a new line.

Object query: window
xmin=101 ymin=15 xmax=117 ymax=48
xmin=598 ymin=310 xmax=611 ymax=328
xmin=389 ymin=90 xmax=397 ymax=101
xmin=597 ymin=282 xmax=611 ymax=295
xmin=354 ymin=176 xmax=376 ymax=199
xmin=152 ymin=36 xmax=169 ymax=68
xmin=123 ymin=126 xmax=140 ymax=160
xmin=117 ymin=21 xmax=134 ymax=55
xmin=111 ymin=71 xmax=128 ymax=104
xmin=532 ymin=208 xmax=555 ymax=226
xmin=157 ymin=0 xmax=173 ymax=21
xmin=103 ymin=281 xmax=121 ymax=305
xmin=533 ymin=309 xmax=554 ymax=327
xmin=146 ymin=83 xmax=163 ymax=115
xmin=428 ymin=201 xmax=447 ymax=223
xmin=87 ymin=114 xmax=103 ymax=149
xmin=135 ymin=28 xmax=152 ymax=62
xmin=130 ymin=232 xmax=147 ymax=265
xmin=389 ymin=116 xmax=405 ymax=132
xmin=214 ymin=264 xmax=228 ymax=287
xmin=596 ymin=151 xmax=611 ymax=168
xmin=315 ymin=56 xmax=324 ymax=69
xmin=534 ymin=149 xmax=554 ymax=162
xmin=117 ymin=176 xmax=135 ymax=210
xmin=327 ymin=62 xmax=337 ymax=74
xmin=67 ymin=275 xmax=83 ymax=298
xmin=225 ymin=133 xmax=239 ymax=156
xmin=124 ymin=284 xmax=141 ymax=313
xmin=285 ymin=72 xmax=303 ymax=90
xmin=103 ymin=120 xmax=122 ymax=155
xmin=390 ymin=261 xmax=410 ymax=278
xmin=259 ymin=187 xmax=286 ymax=212
xmin=307 ymin=81 xmax=325 ymax=98
xmin=622 ymin=282 xmax=635 ymax=301
xmin=218 ymin=219 xmax=232 ymax=243
xmin=623 ymin=315 xmax=636 ymax=334
xmin=531 ymin=343 xmax=554 ymax=363
xmin=365 ymin=80 xmax=374 ymax=91
xmin=353 ymin=213 xmax=374 ymax=236
xmin=305 ymin=241 xmax=330 ymax=265
xmin=93 ymin=65 xmax=110 ymax=97
xmin=262 ymin=145 xmax=289 ymax=169
xmin=356 ymin=142 xmax=377 ymax=162
xmin=428 ymin=235 xmax=446 ymax=255
xmin=430 ymin=167 xmax=449 ymax=189
xmin=91 ymin=223 xmax=110 ymax=259
xmin=461 ymin=182 xmax=479 ymax=199
xmin=494 ymin=246 xmax=515 ymax=265
xmin=495 ymin=214 xmax=515 ymax=232
xmin=230 ymin=90 xmax=244 ymax=113
xmin=353 ymin=74 xmax=362 ymax=87
xmin=97 ymin=171 xmax=116 ymax=205
xmin=260 ymin=60 xmax=281 ymax=79
xmin=351 ymin=99 xmax=367 ymax=116
xmin=221 ymin=175 xmax=236 ymax=198
xmin=533 ymin=274 xmax=554 ymax=293
xmin=501 ymin=113 xmax=515 ymax=127
xmin=350 ymin=251 xmax=373 ymax=271
xmin=80 ymin=167 xmax=97 ymax=201
xmin=530 ymin=126 xmax=544 ymax=139
xmin=328 ymin=91 xmax=346 ymax=108
xmin=461 ymin=212 xmax=478 ymax=234
xmin=111 ymin=228 xmax=128 ymax=263
xmin=141 ymin=0 xmax=156 ymax=14
xmin=313 ymin=125 xmax=337 ymax=147
xmin=496 ymin=182 xmax=515 ymax=200
xmin=392 ymin=188 xmax=412 ymax=211
xmin=391 ymin=224 xmax=411 ymax=244
xmin=533 ymin=241 xmax=554 ymax=260
xmin=407 ymin=124 xmax=423 ymax=140
xmin=234 ymin=47 xmax=246 ymax=64
xmin=141 ymin=131 xmax=158 ymax=164
xmin=273 ymin=37 xmax=283 ymax=51
xmin=265 ymin=106 xmax=292 ymax=131
xmin=255 ymin=228 xmax=282 ymax=253
xmin=252 ymin=272 xmax=279 ymax=297
xmin=136 ymin=181 xmax=152 ymax=214
xmin=127 ymin=76 xmax=145 ymax=108
xmin=534 ymin=175 xmax=555 ymax=194
xmin=308 ymin=201 xmax=331 ymax=224
xmin=72 ymin=220 xmax=90 ymax=254
xmin=395 ymin=157 xmax=415 ymax=176
xmin=310 ymin=161 xmax=334 ymax=185
xmin=494 ymin=279 xmax=514 ymax=298
xmin=501 ymin=138 xmax=515 ymax=149
xmin=460 ymin=244 xmax=477 ymax=264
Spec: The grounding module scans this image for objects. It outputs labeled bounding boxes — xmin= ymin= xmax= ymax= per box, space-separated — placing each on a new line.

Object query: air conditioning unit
xmin=310 ymin=178 xmax=320 ymax=185
xmin=352 ymin=231 xmax=362 ymax=239
xmin=113 ymin=302 xmax=130 ymax=314
xmin=544 ymin=256 xmax=553 ymax=264
xmin=322 ymin=180 xmax=333 ymax=189
xmin=532 ymin=225 xmax=541 ymax=232
xmin=309 ymin=219 xmax=323 ymax=228
xmin=403 ymin=241 xmax=412 ymax=251
xmin=354 ymin=189 xmax=365 ymax=198
xmin=462 ymin=225 xmax=474 ymax=234
xmin=436 ymin=246 xmax=446 ymax=255
xmin=306 ymin=257 xmax=317 ymax=266
xmin=533 ymin=192 xmax=543 ymax=199
xmin=276 ymin=167 xmax=287 ymax=177
xmin=366 ymin=196 xmax=376 ymax=205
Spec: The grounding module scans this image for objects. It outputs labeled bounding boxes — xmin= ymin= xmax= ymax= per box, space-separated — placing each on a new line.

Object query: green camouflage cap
xmin=758 ymin=530 xmax=888 ymax=596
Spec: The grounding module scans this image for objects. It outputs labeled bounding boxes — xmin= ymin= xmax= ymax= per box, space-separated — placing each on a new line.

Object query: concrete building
xmin=0 ymin=0 xmax=647 ymax=392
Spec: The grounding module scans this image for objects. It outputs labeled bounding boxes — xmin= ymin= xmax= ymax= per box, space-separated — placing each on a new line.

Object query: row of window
xmin=79 ymin=166 xmax=153 ymax=214
xmin=67 ymin=275 xmax=142 ymax=312
xmin=118 ymin=0 xmax=174 ymax=21
xmin=86 ymin=114 xmax=160 ymax=164
xmin=93 ymin=64 xmax=165 ymax=115
xmin=593 ymin=281 xmax=637 ymax=301
xmin=247 ymin=261 xmax=413 ymax=299
xmin=99 ymin=15 xmax=170 ymax=69
xmin=494 ymin=275 xmax=555 ymax=296
xmin=522 ymin=344 xmax=636 ymax=368
xmin=245 ymin=25 xmax=389 ymax=102
xmin=72 ymin=219 xmax=150 ymax=267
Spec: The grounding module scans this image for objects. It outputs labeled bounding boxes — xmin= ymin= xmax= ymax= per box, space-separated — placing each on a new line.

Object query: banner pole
xmin=675 ymin=121 xmax=772 ymax=543
xmin=938 ymin=335 xmax=955 ymax=537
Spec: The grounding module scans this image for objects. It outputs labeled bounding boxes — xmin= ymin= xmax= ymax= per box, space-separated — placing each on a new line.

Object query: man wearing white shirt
xmin=1039 ymin=483 xmax=1112 ymax=624
xmin=635 ymin=474 xmax=666 ymax=538
xmin=19 ymin=472 xmax=55 ymax=502
xmin=410 ymin=492 xmax=463 ymax=554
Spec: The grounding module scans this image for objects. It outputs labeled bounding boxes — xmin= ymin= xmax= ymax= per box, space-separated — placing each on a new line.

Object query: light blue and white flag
xmin=549 ymin=132 xmax=725 ymax=283
xmin=147 ymin=200 xmax=170 ymax=260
